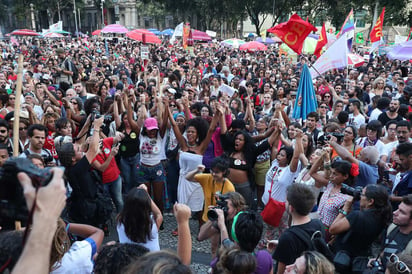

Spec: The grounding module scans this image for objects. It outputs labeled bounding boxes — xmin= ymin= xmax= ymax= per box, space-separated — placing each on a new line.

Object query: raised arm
xmin=113 ymin=94 xmax=122 ymax=129
xmin=308 ymin=149 xmax=331 ymax=187
xmin=290 ymin=129 xmax=303 ymax=173
xmin=174 ymin=203 xmax=192 ymax=265
xmin=328 ymin=136 xmax=359 ymax=165
xmin=165 ymin=98 xmax=188 ymax=151
xmin=186 ymin=164 xmax=205 ymax=182
xmin=158 ymin=97 xmax=168 ymax=138
xmin=139 ymin=184 xmax=163 ymax=229
xmin=199 ymin=110 xmax=221 ymax=154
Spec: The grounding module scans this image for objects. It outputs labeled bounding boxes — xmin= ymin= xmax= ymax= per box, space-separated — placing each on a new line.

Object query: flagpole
xmin=302 ymin=56 xmax=323 ymax=77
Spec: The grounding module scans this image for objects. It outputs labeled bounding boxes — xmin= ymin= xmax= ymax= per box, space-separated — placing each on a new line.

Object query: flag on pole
xmin=268 ymin=14 xmax=317 ymax=54
xmin=170 ymin=22 xmax=183 ymax=44
xmin=370 ymin=7 xmax=385 ymax=43
xmin=355 ymin=32 xmax=364 ymax=44
xmin=337 ymin=9 xmax=355 ymax=38
xmin=309 ymin=34 xmax=349 ymax=79
xmin=314 ymin=23 xmax=327 ymax=57
xmin=182 ymin=23 xmax=190 ymax=49
xmin=407 ymin=27 xmax=412 ymax=41
xmin=260 ymin=29 xmax=267 ymax=42
xmin=49 ymin=21 xmax=63 ymax=32
xmin=293 ymin=64 xmax=318 ymax=120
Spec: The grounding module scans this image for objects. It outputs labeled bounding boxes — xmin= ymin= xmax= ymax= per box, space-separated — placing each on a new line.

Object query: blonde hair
xmin=303 ymin=251 xmax=335 ymax=274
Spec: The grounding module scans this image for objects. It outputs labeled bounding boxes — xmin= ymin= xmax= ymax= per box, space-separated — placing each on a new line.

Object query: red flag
xmin=183 ymin=23 xmax=190 ymax=49
xmin=268 ymin=14 xmax=317 ymax=54
xmin=314 ymin=23 xmax=328 ymax=58
xmin=370 ymin=7 xmax=385 ymax=43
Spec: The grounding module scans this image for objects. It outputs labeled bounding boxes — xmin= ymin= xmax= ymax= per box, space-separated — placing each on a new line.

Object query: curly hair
xmin=117 ymin=188 xmax=153 ymax=243
xmin=94 ymin=243 xmax=149 ymax=274
xmin=213 ymin=247 xmax=256 ymax=274
xmin=84 ymin=97 xmax=101 ymax=115
xmin=186 ymin=117 xmax=209 ymax=145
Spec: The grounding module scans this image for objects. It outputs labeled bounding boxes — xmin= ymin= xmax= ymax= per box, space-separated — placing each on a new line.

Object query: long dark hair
xmin=231 ymin=130 xmax=257 ymax=187
xmin=117 ymin=188 xmax=153 ymax=243
xmin=364 ymin=184 xmax=392 ymax=226
xmin=186 ymin=117 xmax=209 ymax=145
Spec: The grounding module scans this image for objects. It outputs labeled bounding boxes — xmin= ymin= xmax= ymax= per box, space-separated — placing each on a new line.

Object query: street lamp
xmin=30 ymin=3 xmax=36 ymax=31
xmin=101 ymin=0 xmax=105 ymax=29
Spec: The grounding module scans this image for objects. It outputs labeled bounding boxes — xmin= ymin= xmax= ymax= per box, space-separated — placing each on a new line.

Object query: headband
xmin=231 ymin=211 xmax=245 ymax=243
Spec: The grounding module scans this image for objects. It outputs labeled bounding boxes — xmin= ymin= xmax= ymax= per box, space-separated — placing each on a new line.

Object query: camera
xmin=368 ymin=260 xmax=384 ymax=274
xmin=0 ymin=158 xmax=54 ymax=221
xmin=340 ymin=183 xmax=363 ymax=201
xmin=42 ymin=154 xmax=54 ymax=165
xmin=207 ymin=193 xmax=229 ymax=221
xmin=326 ymin=132 xmax=344 ymax=143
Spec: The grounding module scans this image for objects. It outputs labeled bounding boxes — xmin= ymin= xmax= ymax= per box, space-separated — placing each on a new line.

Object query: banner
xmin=170 ymin=22 xmax=183 ymax=44
xmin=49 ymin=21 xmax=63 ymax=32
xmin=314 ymin=23 xmax=327 ymax=57
xmin=268 ymin=14 xmax=317 ymax=54
xmin=309 ymin=34 xmax=348 ymax=79
xmin=260 ymin=29 xmax=267 ymax=42
xmin=370 ymin=7 xmax=385 ymax=43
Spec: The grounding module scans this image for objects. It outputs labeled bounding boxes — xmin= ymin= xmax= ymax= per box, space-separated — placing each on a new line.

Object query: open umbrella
xmin=161 ymin=28 xmax=174 ymax=36
xmin=221 ymin=38 xmax=245 ymax=48
xmin=101 ymin=24 xmax=128 ymax=34
xmin=148 ymin=28 xmax=161 ymax=35
xmin=348 ymin=53 xmax=365 ymax=67
xmin=10 ymin=29 xmax=40 ymax=36
xmin=239 ymin=41 xmax=267 ymax=51
xmin=255 ymin=37 xmax=281 ymax=44
xmin=387 ymin=40 xmax=412 ymax=61
xmin=293 ymin=64 xmax=318 ymax=120
xmin=191 ymin=29 xmax=212 ymax=41
xmin=126 ymin=29 xmax=161 ymax=44
xmin=92 ymin=29 xmax=101 ymax=36
xmin=42 ymin=32 xmax=64 ymax=38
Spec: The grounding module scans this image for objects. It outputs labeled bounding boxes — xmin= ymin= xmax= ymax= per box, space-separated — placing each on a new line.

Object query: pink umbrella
xmin=191 ymin=29 xmax=212 ymax=41
xmin=92 ymin=29 xmax=101 ymax=36
xmin=239 ymin=41 xmax=267 ymax=52
xmin=126 ymin=29 xmax=161 ymax=44
xmin=348 ymin=53 xmax=365 ymax=67
xmin=43 ymin=32 xmax=64 ymax=38
xmin=10 ymin=29 xmax=40 ymax=36
xmin=101 ymin=24 xmax=128 ymax=34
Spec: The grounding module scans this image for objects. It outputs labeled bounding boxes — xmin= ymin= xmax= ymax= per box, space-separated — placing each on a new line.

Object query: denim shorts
xmin=137 ymin=162 xmax=166 ymax=183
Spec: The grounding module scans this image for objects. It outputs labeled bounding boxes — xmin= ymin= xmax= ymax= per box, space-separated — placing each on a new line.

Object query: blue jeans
xmin=104 ymin=176 xmax=124 ymax=213
xmin=120 ymin=154 xmax=139 ymax=192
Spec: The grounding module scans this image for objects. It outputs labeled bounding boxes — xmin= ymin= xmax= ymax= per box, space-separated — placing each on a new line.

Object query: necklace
xmin=187 ymin=142 xmax=197 ymax=148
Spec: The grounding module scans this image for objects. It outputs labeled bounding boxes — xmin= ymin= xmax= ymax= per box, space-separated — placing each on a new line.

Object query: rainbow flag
xmin=407 ymin=27 xmax=412 ymax=41
xmin=337 ymin=9 xmax=355 ymax=38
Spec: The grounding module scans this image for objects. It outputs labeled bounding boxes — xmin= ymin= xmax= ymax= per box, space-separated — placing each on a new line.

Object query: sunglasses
xmin=0 ymin=129 xmax=7 ymax=133
xmin=169 ymin=104 xmax=176 ymax=107
xmin=389 ymin=254 xmax=411 ymax=273
xmin=71 ymin=101 xmax=78 ymax=105
xmin=320 ymin=106 xmax=328 ymax=109
xmin=19 ymin=127 xmax=27 ymax=131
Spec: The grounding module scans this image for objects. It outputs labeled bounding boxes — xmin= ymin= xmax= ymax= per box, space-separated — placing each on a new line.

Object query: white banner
xmin=310 ymin=34 xmax=348 ymax=79
xmin=170 ymin=22 xmax=184 ymax=44
xmin=49 ymin=21 xmax=63 ymax=32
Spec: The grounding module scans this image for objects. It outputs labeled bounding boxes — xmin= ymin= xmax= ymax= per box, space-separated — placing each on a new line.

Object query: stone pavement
xmin=105 ymin=213 xmax=212 ymax=273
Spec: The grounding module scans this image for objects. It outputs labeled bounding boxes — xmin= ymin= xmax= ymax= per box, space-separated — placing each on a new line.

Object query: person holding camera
xmin=19 ymin=124 xmax=56 ymax=167
xmin=317 ymin=160 xmax=358 ymax=240
xmin=185 ymin=157 xmax=236 ymax=256
xmin=329 ymin=184 xmax=392 ymax=273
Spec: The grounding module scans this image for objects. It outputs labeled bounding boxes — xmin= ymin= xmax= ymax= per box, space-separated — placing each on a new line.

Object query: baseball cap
xmin=144 ymin=118 xmax=159 ymax=130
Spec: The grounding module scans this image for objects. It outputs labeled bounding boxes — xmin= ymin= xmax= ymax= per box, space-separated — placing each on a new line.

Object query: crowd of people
xmin=1 ymin=35 xmax=412 ymax=273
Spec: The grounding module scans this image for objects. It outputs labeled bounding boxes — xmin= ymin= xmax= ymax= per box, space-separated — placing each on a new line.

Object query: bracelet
xmin=94 ymin=129 xmax=100 ymax=132
xmin=339 ymin=209 xmax=348 ymax=216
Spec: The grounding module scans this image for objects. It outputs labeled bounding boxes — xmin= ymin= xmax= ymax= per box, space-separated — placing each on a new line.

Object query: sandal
xmin=171 ymin=228 xmax=178 ymax=236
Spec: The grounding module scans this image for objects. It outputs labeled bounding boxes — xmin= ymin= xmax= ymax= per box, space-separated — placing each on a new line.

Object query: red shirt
xmin=94 ymin=137 xmax=121 ymax=184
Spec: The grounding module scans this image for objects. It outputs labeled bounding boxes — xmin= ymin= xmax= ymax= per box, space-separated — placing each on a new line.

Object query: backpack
xmin=65 ymin=58 xmax=79 ymax=82
xmin=288 ymin=226 xmax=335 ymax=262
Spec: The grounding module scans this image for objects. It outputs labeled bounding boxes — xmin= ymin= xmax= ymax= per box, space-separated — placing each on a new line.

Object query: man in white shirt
xmin=348 ymin=99 xmax=365 ymax=129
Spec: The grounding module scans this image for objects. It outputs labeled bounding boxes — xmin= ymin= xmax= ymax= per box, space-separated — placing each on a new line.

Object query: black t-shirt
xmin=119 ymin=130 xmax=140 ymax=157
xmin=377 ymin=112 xmax=403 ymax=127
xmin=383 ymin=226 xmax=412 ymax=267
xmin=332 ymin=209 xmax=385 ymax=257
xmin=67 ymin=156 xmax=97 ymax=199
xmin=273 ymin=219 xmax=324 ymax=265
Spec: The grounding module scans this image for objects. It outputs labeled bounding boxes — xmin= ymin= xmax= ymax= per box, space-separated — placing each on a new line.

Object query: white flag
xmin=310 ymin=34 xmax=349 ymax=79
xmin=170 ymin=22 xmax=184 ymax=44
xmin=49 ymin=21 xmax=63 ymax=32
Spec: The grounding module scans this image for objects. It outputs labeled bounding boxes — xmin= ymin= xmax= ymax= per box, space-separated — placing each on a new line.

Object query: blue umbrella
xmin=161 ymin=28 xmax=174 ymax=36
xmin=293 ymin=64 xmax=318 ymax=120
xmin=148 ymin=28 xmax=161 ymax=35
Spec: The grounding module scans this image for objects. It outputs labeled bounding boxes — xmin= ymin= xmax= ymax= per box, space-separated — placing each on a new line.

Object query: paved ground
xmin=105 ymin=213 xmax=212 ymax=273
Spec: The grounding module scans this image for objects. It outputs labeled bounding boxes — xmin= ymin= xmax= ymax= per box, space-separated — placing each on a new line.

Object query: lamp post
xmin=101 ymin=0 xmax=105 ymax=29
xmin=30 ymin=3 xmax=36 ymax=31
xmin=73 ymin=0 xmax=78 ymax=37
